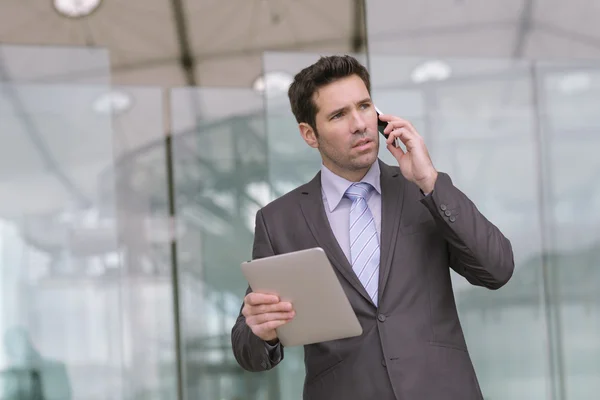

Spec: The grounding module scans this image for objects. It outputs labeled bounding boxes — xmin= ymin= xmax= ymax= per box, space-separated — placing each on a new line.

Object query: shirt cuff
xmin=264 ymin=340 xmax=282 ymax=363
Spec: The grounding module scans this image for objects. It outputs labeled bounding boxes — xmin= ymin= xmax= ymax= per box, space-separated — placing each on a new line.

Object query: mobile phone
xmin=375 ymin=106 xmax=401 ymax=148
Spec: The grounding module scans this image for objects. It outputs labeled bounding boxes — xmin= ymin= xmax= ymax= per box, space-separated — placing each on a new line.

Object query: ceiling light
xmin=557 ymin=72 xmax=591 ymax=94
xmin=54 ymin=0 xmax=102 ymax=18
xmin=92 ymin=90 xmax=133 ymax=115
xmin=253 ymin=71 xmax=293 ymax=97
xmin=411 ymin=60 xmax=452 ymax=84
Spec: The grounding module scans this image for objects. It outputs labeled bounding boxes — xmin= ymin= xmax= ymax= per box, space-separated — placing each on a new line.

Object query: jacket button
xmin=444 ymin=210 xmax=452 ymax=217
xmin=440 ymin=204 xmax=447 ymax=211
xmin=261 ymin=361 xmax=268 ymax=369
xmin=382 ymin=359 xmax=387 ymax=367
xmin=449 ymin=216 xmax=456 ymax=223
xmin=378 ymin=314 xmax=386 ymax=322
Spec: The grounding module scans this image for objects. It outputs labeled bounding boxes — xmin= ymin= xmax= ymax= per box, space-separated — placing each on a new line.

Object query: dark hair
xmin=287 ymin=55 xmax=371 ymax=131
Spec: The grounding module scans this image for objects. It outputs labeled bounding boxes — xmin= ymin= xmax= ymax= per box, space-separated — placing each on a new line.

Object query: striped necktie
xmin=345 ymin=182 xmax=379 ymax=306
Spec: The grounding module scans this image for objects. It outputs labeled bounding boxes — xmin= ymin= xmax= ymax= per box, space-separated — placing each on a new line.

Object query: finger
xmin=243 ymin=302 xmax=292 ymax=318
xmin=243 ymin=300 xmax=291 ymax=318
xmin=386 ymin=127 xmax=411 ymax=147
xmin=262 ymin=319 xmax=291 ymax=331
xmin=247 ymin=311 xmax=296 ymax=326
xmin=389 ymin=127 xmax=424 ymax=152
xmin=251 ymin=319 xmax=290 ymax=337
xmin=387 ymin=142 xmax=405 ymax=159
xmin=245 ymin=292 xmax=279 ymax=306
xmin=383 ymin=118 xmax=419 ymax=137
xmin=377 ymin=113 xmax=397 ymax=123
xmin=252 ymin=302 xmax=293 ymax=315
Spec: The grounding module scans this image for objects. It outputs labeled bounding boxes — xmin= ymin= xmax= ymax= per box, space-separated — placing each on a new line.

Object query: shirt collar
xmin=320 ymin=160 xmax=381 ymax=212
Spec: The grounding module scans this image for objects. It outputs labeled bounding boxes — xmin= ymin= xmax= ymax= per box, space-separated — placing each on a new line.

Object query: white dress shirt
xmin=320 ymin=161 xmax=382 ymax=262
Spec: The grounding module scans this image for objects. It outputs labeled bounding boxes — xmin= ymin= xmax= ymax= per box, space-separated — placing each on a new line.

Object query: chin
xmin=353 ymin=152 xmax=378 ymax=169
xmin=365 ymin=147 xmax=379 ymax=162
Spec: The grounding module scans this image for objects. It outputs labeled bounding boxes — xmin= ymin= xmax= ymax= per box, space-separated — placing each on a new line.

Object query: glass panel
xmin=0 ymin=46 xmax=121 ymax=400
xmin=366 ymin=54 xmax=552 ymax=399
xmin=366 ymin=2 xmax=600 ymax=399
xmin=111 ymin=86 xmax=177 ymax=400
xmin=0 ymin=44 xmax=110 ymax=84
xmin=536 ymin=61 xmax=600 ymax=399
xmin=170 ymin=88 xmax=272 ymax=400
xmin=0 ymin=46 xmax=176 ymax=400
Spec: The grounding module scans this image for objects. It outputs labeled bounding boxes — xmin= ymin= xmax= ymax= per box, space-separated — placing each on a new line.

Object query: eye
xmin=359 ymin=103 xmax=371 ymax=110
xmin=331 ymin=112 xmax=343 ymax=120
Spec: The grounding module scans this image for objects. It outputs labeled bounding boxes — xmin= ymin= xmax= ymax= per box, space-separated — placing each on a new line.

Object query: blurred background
xmin=0 ymin=0 xmax=599 ymax=399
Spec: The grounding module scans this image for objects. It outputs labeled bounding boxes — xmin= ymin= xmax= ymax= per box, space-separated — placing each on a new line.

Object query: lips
xmin=353 ymin=139 xmax=371 ymax=148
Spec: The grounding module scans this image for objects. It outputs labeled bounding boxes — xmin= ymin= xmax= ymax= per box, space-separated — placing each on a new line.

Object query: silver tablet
xmin=241 ymin=247 xmax=363 ymax=347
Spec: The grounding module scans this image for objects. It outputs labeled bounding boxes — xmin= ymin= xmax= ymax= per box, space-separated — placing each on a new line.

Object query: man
xmin=231 ymin=55 xmax=514 ymax=400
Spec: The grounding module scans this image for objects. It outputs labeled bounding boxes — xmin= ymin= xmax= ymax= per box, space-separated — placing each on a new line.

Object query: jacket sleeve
xmin=420 ymin=172 xmax=515 ymax=290
xmin=231 ymin=208 xmax=285 ymax=371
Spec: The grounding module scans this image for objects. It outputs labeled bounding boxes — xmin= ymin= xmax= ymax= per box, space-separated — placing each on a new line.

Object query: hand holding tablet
xmin=241 ymin=247 xmax=363 ymax=347
xmin=242 ymin=292 xmax=295 ymax=343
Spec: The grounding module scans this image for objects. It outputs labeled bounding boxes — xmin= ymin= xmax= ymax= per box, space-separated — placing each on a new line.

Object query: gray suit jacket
xmin=231 ymin=160 xmax=514 ymax=400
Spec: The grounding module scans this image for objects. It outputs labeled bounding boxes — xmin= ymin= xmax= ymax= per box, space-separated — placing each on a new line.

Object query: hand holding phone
xmin=375 ymin=106 xmax=401 ymax=148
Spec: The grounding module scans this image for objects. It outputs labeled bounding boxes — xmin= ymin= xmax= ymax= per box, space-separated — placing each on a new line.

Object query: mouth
xmin=353 ymin=138 xmax=373 ymax=150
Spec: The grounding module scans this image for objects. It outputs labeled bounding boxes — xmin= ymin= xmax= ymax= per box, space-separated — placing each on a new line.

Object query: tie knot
xmin=345 ymin=182 xmax=374 ymax=202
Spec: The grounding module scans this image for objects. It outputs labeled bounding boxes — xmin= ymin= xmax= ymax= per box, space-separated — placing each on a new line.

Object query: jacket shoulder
xmin=260 ymin=181 xmax=312 ymax=217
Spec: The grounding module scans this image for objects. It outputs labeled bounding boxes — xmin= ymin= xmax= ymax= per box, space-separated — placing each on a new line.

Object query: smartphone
xmin=375 ymin=106 xmax=401 ymax=148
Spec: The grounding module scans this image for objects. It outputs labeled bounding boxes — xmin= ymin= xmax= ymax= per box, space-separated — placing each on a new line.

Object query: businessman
xmin=231 ymin=55 xmax=514 ymax=400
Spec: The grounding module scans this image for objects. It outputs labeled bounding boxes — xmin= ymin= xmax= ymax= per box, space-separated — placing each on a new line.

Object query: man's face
xmin=305 ymin=74 xmax=379 ymax=179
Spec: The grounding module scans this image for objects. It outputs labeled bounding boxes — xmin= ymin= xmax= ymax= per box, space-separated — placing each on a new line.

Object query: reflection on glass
xmin=537 ymin=62 xmax=600 ymax=400
xmin=0 ymin=42 xmax=176 ymax=400
xmin=112 ymin=86 xmax=177 ymax=400
xmin=369 ymin=55 xmax=552 ymax=399
xmin=0 ymin=43 xmax=124 ymax=396
xmin=1 ymin=41 xmax=596 ymax=400
xmin=171 ymin=88 xmax=277 ymax=399
xmin=1 ymin=326 xmax=71 ymax=400
xmin=364 ymin=53 xmax=600 ymax=399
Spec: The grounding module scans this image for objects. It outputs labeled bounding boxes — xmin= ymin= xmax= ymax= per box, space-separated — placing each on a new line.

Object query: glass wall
xmin=111 ymin=86 xmax=177 ymax=400
xmin=364 ymin=1 xmax=600 ymax=397
xmin=0 ymin=45 xmax=121 ymax=400
xmin=369 ymin=55 xmax=553 ymax=398
xmin=0 ymin=45 xmax=178 ymax=400
xmin=169 ymin=88 xmax=278 ymax=399
xmin=360 ymin=53 xmax=600 ymax=399
xmin=3 ymin=25 xmax=600 ymax=400
xmin=536 ymin=61 xmax=600 ymax=399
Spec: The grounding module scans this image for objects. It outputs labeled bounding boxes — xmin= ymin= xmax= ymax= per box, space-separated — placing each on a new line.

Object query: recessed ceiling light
xmin=53 ymin=0 xmax=102 ymax=18
xmin=557 ymin=72 xmax=591 ymax=94
xmin=411 ymin=60 xmax=452 ymax=84
xmin=253 ymin=71 xmax=293 ymax=97
xmin=92 ymin=91 xmax=133 ymax=115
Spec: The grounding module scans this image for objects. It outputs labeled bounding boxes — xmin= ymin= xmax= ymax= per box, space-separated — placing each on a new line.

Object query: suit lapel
xmin=298 ymin=172 xmax=373 ymax=304
xmin=378 ymin=160 xmax=406 ymax=301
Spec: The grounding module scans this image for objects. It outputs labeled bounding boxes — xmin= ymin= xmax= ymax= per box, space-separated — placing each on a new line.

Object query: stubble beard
xmin=319 ymin=139 xmax=378 ymax=174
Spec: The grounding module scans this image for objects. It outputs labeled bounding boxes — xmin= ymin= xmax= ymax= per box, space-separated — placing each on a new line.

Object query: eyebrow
xmin=326 ymin=97 xmax=372 ymax=119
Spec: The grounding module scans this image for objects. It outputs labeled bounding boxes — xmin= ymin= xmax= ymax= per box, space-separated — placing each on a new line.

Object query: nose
xmin=350 ymin=110 xmax=367 ymax=134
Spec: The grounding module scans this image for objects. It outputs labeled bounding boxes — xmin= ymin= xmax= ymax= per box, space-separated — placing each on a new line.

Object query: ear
xmin=299 ymin=122 xmax=318 ymax=149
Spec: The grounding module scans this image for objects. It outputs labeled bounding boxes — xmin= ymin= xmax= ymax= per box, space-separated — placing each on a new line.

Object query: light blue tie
xmin=345 ymin=182 xmax=379 ymax=306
